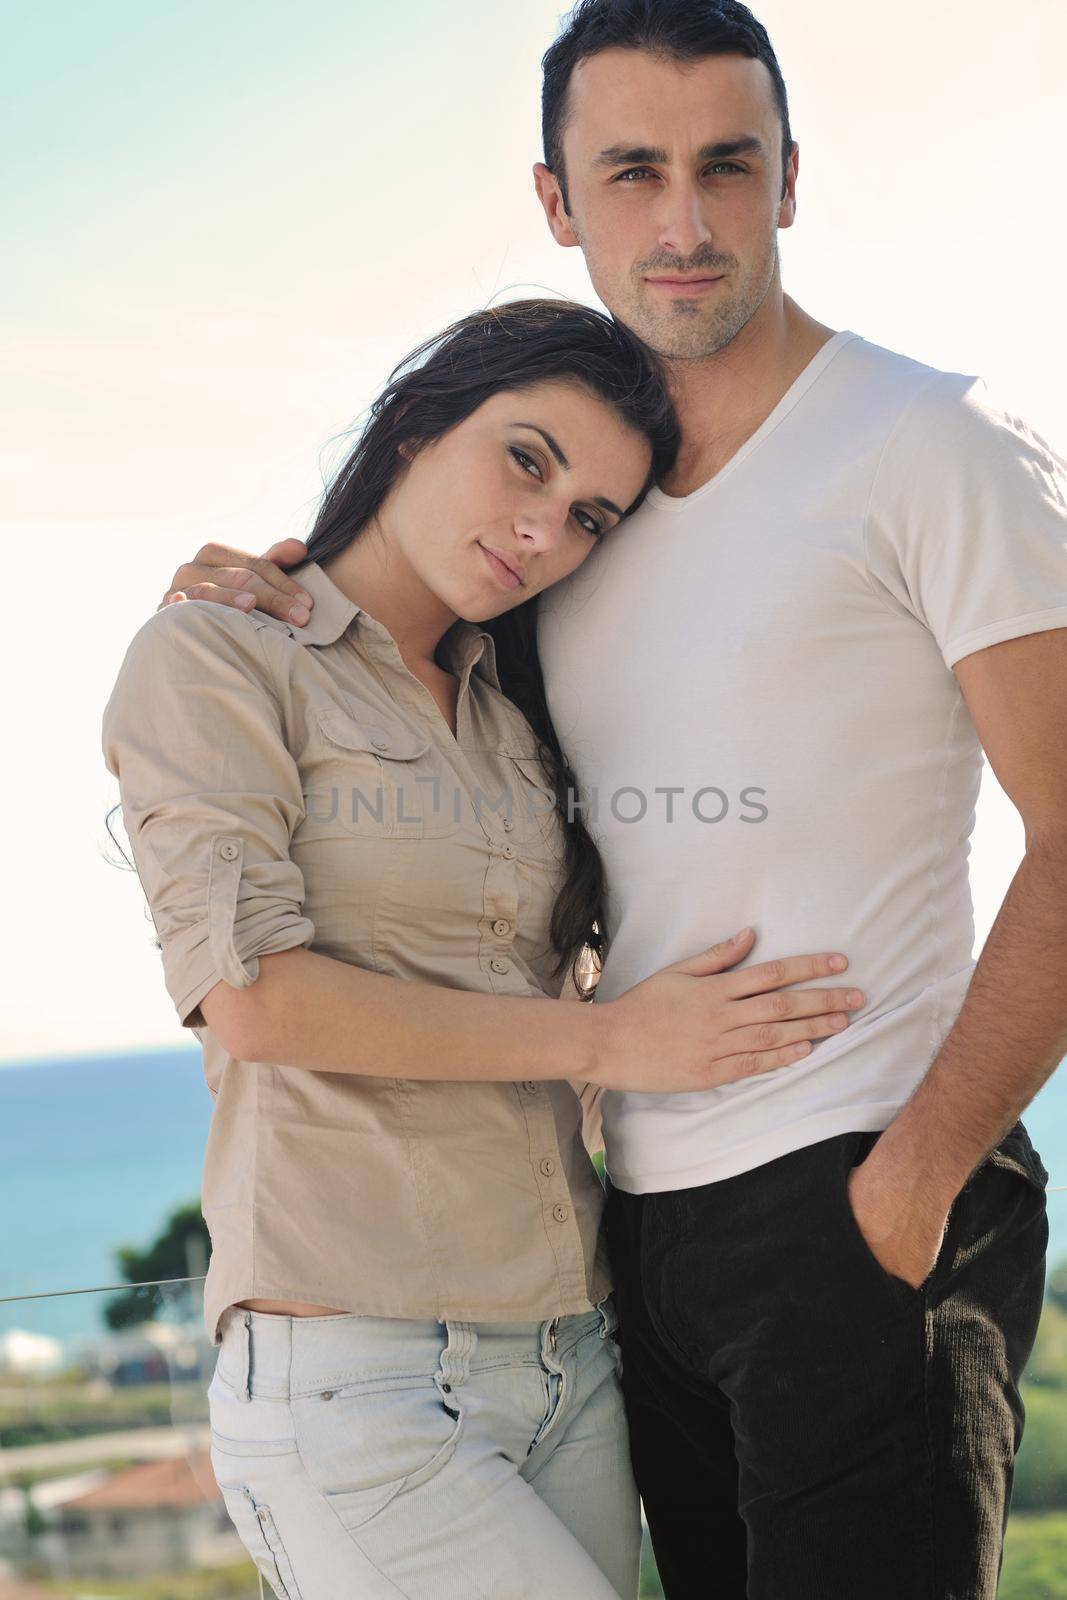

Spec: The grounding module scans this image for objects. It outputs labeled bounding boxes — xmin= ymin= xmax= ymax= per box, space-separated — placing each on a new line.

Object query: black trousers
xmin=603 ymin=1122 xmax=1049 ymax=1600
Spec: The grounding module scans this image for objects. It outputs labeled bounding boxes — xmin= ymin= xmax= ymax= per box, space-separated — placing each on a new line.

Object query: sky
xmin=1 ymin=0 xmax=1065 ymax=1061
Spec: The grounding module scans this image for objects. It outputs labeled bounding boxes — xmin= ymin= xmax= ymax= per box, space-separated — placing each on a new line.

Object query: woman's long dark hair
xmin=302 ymin=297 xmax=681 ymax=997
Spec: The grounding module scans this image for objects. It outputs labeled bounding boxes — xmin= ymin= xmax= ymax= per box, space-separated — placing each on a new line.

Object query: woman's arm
xmin=105 ymin=602 xmax=861 ymax=1097
xmin=103 ymin=599 xmax=603 ymax=1085
xmin=202 ymin=945 xmax=601 ymax=1083
xmin=211 ymin=925 xmax=857 ymax=1102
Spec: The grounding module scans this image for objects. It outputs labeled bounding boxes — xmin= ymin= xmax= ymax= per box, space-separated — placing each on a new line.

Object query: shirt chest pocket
xmin=304 ymin=707 xmax=461 ymax=840
xmin=497 ymin=747 xmax=567 ymax=869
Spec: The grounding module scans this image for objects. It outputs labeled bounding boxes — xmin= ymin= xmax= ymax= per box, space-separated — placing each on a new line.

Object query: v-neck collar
xmin=645 ymin=329 xmax=859 ymax=513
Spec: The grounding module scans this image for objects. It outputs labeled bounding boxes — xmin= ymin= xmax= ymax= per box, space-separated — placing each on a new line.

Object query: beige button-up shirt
xmin=102 ymin=559 xmax=611 ymax=1344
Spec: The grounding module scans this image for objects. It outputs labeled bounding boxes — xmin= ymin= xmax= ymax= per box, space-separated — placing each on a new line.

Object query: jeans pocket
xmin=986 ymin=1119 xmax=1050 ymax=1195
xmin=837 ymin=1131 xmax=934 ymax=1301
xmin=945 ymin=1122 xmax=1050 ymax=1285
xmin=214 ymin=1482 xmax=303 ymax=1600
xmin=208 ymin=1365 xmax=297 ymax=1457
xmin=290 ymin=1378 xmax=466 ymax=1532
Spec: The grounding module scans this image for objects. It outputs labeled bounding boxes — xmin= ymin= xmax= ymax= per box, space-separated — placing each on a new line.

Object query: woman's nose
xmin=514 ymin=506 xmax=569 ymax=551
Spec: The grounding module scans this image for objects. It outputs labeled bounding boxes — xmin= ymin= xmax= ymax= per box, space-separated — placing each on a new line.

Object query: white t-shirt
xmin=536 ymin=329 xmax=1067 ymax=1193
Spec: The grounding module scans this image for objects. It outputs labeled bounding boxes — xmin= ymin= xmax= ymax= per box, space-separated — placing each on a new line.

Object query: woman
xmin=102 ymin=298 xmax=863 ymax=1599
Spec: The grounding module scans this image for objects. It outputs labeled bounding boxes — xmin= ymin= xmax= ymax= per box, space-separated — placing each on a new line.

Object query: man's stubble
xmin=570 ymin=214 xmax=781 ymax=364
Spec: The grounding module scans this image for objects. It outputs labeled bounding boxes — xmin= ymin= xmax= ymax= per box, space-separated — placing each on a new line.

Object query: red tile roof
xmin=63 ymin=1447 xmax=223 ymax=1510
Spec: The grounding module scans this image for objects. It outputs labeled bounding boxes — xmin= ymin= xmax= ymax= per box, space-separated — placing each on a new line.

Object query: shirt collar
xmin=285 ymin=558 xmax=502 ymax=692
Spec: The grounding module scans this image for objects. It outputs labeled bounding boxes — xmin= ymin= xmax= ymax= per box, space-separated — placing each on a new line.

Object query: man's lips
xmin=645 ymin=274 xmax=725 ymax=294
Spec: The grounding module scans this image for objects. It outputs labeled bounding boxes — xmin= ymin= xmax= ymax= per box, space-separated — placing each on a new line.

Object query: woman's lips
xmin=479 ymin=543 xmax=523 ymax=591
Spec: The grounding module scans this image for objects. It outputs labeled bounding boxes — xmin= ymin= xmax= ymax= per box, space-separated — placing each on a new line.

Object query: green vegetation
xmin=639 ymin=1527 xmax=665 ymax=1597
xmin=1029 ymin=1294 xmax=1067 ymax=1381
xmin=105 ymin=1200 xmax=210 ymax=1328
xmin=638 ymin=1514 xmax=1067 ymax=1597
xmin=1000 ymin=1514 xmax=1067 ymax=1600
xmin=1048 ymin=1257 xmax=1067 ymax=1315
xmin=22 ymin=1560 xmax=261 ymax=1597
xmin=0 ymin=1381 xmax=178 ymax=1449
xmin=1015 ymin=1298 xmax=1067 ymax=1513
xmin=1015 ymin=1385 xmax=1067 ymax=1512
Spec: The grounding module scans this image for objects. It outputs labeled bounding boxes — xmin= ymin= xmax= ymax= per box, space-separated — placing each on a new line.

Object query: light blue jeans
xmin=208 ymin=1294 xmax=641 ymax=1598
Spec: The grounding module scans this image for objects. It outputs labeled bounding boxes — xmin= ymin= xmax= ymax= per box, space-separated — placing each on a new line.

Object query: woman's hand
xmin=590 ymin=928 xmax=864 ymax=1093
xmin=157 ymin=538 xmax=315 ymax=627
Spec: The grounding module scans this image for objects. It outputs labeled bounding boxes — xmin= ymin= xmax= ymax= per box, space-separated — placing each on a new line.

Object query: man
xmin=155 ymin=2 xmax=1067 ymax=1594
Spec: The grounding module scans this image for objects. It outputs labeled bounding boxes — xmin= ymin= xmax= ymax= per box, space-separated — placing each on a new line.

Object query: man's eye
xmin=615 ymin=163 xmax=742 ymax=182
xmin=509 ymin=446 xmax=543 ymax=477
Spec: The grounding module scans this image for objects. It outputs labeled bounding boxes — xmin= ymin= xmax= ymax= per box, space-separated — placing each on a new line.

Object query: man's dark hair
xmin=541 ymin=0 xmax=793 ymax=212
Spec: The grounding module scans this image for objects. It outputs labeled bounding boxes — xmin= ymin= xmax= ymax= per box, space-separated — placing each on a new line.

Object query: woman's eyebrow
xmin=510 ymin=421 xmax=570 ymax=469
xmin=509 ymin=422 xmax=623 ymax=518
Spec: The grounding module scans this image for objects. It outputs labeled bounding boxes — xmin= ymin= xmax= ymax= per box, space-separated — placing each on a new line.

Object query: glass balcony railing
xmin=0 ymin=1278 xmax=270 ymax=1597
xmin=2 ymin=1222 xmax=1067 ymax=1600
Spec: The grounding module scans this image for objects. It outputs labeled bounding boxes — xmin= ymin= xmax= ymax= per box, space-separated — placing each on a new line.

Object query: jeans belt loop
xmin=436 ymin=1319 xmax=475 ymax=1397
xmin=595 ymin=1292 xmax=616 ymax=1340
xmin=236 ymin=1311 xmax=252 ymax=1402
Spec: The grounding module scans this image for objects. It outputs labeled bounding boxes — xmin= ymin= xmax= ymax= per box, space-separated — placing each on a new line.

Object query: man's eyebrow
xmin=509 ymin=422 xmax=624 ymax=519
xmin=593 ymin=135 xmax=765 ymax=167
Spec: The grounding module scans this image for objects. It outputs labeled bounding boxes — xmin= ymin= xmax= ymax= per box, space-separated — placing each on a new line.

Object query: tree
xmin=104 ymin=1200 xmax=210 ymax=1328
xmin=1048 ymin=1255 xmax=1067 ymax=1317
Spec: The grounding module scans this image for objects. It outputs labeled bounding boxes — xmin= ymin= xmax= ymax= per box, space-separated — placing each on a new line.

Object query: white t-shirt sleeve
xmin=863 ymin=370 xmax=1067 ymax=670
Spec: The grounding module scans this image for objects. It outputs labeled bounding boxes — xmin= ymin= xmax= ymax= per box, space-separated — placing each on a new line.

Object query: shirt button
xmin=540 ymin=1157 xmax=556 ymax=1177
xmin=371 ymin=738 xmax=389 ymax=751
xmin=552 ymin=1204 xmax=569 ymax=1224
xmin=492 ymin=919 xmax=511 ymax=937
xmin=502 ymin=844 xmax=516 ymax=859
xmin=502 ymin=818 xmax=514 ymax=832
xmin=490 ymin=957 xmax=510 ymax=975
xmin=218 ymin=841 xmax=240 ymax=861
xmin=523 ymin=1081 xmax=539 ymax=1094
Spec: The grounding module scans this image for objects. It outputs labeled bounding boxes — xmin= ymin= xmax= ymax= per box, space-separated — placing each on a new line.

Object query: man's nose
xmin=656 ymin=181 xmax=714 ymax=257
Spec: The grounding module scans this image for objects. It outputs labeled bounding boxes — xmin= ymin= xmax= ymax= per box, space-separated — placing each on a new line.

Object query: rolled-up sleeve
xmin=102 ymin=602 xmax=316 ymax=1030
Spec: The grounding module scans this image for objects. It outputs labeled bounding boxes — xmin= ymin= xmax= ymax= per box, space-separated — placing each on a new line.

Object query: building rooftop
xmin=62 ymin=1447 xmax=221 ymax=1510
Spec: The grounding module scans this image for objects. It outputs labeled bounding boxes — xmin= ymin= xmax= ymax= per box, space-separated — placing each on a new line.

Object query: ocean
xmin=1 ymin=1045 xmax=1064 ymax=1349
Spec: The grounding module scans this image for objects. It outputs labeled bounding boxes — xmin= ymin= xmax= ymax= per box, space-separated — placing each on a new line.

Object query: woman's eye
xmin=510 ymin=445 xmax=602 ymax=537
xmin=509 ymin=446 xmax=543 ymax=478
